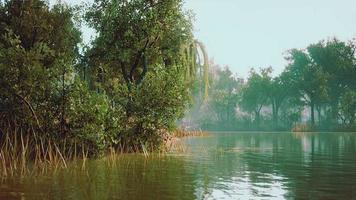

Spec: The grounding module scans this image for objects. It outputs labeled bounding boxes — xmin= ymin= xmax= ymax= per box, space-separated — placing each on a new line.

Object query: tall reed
xmin=172 ymin=129 xmax=209 ymax=138
xmin=0 ymin=126 xmax=91 ymax=177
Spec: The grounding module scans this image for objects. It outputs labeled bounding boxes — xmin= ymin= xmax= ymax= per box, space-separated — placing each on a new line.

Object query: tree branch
xmin=129 ymin=39 xmax=150 ymax=82
xmin=120 ymin=62 xmax=130 ymax=86
xmin=0 ymin=81 xmax=43 ymax=134
xmin=137 ymin=53 xmax=148 ymax=85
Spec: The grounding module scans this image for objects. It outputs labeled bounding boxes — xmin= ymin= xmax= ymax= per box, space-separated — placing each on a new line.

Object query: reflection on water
xmin=1 ymin=132 xmax=356 ymax=199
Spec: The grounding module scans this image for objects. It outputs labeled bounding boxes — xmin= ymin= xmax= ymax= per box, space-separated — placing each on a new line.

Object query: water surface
xmin=1 ymin=132 xmax=356 ymax=199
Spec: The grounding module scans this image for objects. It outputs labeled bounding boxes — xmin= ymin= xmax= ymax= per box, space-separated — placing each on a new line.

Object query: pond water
xmin=1 ymin=132 xmax=356 ymax=199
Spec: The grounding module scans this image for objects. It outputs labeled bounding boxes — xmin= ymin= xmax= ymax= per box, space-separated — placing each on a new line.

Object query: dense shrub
xmin=111 ymin=65 xmax=190 ymax=151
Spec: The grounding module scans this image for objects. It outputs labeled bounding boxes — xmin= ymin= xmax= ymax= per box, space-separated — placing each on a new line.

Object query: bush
xmin=113 ymin=65 xmax=190 ymax=151
xmin=65 ymin=78 xmax=123 ymax=155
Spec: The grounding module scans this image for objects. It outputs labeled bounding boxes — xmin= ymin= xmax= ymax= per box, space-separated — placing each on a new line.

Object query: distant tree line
xmin=185 ymin=38 xmax=356 ymax=131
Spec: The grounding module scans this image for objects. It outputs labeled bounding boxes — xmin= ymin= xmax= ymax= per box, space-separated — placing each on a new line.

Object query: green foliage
xmin=285 ymin=39 xmax=356 ymax=127
xmin=1 ymin=0 xmax=198 ymax=157
xmin=82 ymin=0 xmax=202 ymax=150
xmin=183 ymin=65 xmax=243 ymax=130
xmin=114 ymin=65 xmax=190 ymax=151
xmin=240 ymin=67 xmax=272 ymax=126
xmin=85 ymin=0 xmax=194 ymax=85
xmin=0 ymin=0 xmax=81 ymax=132
xmin=210 ymin=67 xmax=240 ymax=123
xmin=339 ymin=89 xmax=356 ymax=126
xmin=266 ymin=70 xmax=294 ymax=128
xmin=65 ymin=78 xmax=122 ymax=155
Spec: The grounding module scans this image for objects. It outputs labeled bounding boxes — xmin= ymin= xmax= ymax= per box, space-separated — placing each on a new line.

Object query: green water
xmin=1 ymin=132 xmax=356 ymax=199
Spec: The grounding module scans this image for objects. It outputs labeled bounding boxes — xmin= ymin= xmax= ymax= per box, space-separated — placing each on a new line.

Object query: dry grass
xmin=292 ymin=123 xmax=315 ymax=132
xmin=172 ymin=129 xmax=209 ymax=138
xmin=162 ymin=129 xmax=210 ymax=153
xmin=163 ymin=137 xmax=187 ymax=153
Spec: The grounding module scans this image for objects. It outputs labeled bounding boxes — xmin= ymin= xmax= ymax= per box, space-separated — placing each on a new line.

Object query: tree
xmin=0 ymin=0 xmax=81 ymax=135
xmin=267 ymin=70 xmax=293 ymax=128
xmin=84 ymin=0 xmax=206 ymax=149
xmin=339 ymin=89 xmax=356 ymax=126
xmin=240 ymin=67 xmax=272 ymax=127
xmin=286 ymin=49 xmax=328 ymax=126
xmin=210 ymin=67 xmax=241 ymax=124
xmin=307 ymin=39 xmax=356 ymax=125
xmin=85 ymin=0 xmax=193 ymax=96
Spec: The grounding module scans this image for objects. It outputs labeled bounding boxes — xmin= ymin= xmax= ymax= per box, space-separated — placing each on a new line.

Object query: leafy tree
xmin=85 ymin=0 xmax=193 ymax=94
xmin=0 ymin=0 xmax=81 ymax=135
xmin=240 ymin=67 xmax=272 ymax=127
xmin=119 ymin=65 xmax=190 ymax=150
xmin=210 ymin=67 xmax=241 ymax=124
xmin=84 ymin=0 xmax=198 ymax=149
xmin=339 ymin=89 xmax=356 ymax=126
xmin=0 ymin=0 xmax=126 ymax=157
xmin=286 ymin=49 xmax=328 ymax=126
xmin=66 ymin=78 xmax=120 ymax=155
xmin=307 ymin=39 xmax=356 ymax=124
xmin=266 ymin=70 xmax=294 ymax=128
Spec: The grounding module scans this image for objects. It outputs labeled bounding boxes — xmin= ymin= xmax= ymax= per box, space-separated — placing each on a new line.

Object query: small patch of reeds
xmin=292 ymin=123 xmax=315 ymax=132
xmin=164 ymin=137 xmax=188 ymax=153
xmin=0 ymin=128 xmax=90 ymax=177
xmin=172 ymin=129 xmax=209 ymax=138
xmin=162 ymin=129 xmax=209 ymax=153
xmin=0 ymin=127 xmax=200 ymax=177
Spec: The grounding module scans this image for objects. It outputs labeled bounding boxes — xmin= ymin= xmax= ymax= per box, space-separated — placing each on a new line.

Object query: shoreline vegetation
xmin=0 ymin=0 xmax=211 ymax=177
xmin=0 ymin=129 xmax=207 ymax=177
xmin=0 ymin=0 xmax=213 ymax=176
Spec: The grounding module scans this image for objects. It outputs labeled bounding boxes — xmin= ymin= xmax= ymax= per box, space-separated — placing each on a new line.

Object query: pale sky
xmin=57 ymin=0 xmax=356 ymax=78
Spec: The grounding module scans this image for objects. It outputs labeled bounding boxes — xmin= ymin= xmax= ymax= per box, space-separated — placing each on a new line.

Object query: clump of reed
xmin=0 ymin=127 xmax=90 ymax=177
xmin=291 ymin=123 xmax=315 ymax=132
xmin=162 ymin=129 xmax=210 ymax=153
xmin=163 ymin=137 xmax=188 ymax=153
xmin=0 ymin=126 xmax=201 ymax=177
xmin=172 ymin=129 xmax=209 ymax=138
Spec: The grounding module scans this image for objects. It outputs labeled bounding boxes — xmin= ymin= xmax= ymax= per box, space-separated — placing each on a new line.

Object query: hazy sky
xmin=59 ymin=0 xmax=356 ymax=78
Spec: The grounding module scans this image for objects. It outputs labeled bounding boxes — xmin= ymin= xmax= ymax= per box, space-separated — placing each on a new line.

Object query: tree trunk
xmin=317 ymin=106 xmax=321 ymax=127
xmin=311 ymin=102 xmax=315 ymax=127
xmin=275 ymin=106 xmax=279 ymax=128
xmin=272 ymin=102 xmax=276 ymax=128
xmin=272 ymin=101 xmax=279 ymax=129
xmin=255 ymin=110 xmax=260 ymax=128
xmin=331 ymin=102 xmax=339 ymax=126
xmin=350 ymin=113 xmax=355 ymax=126
xmin=125 ymin=82 xmax=133 ymax=118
